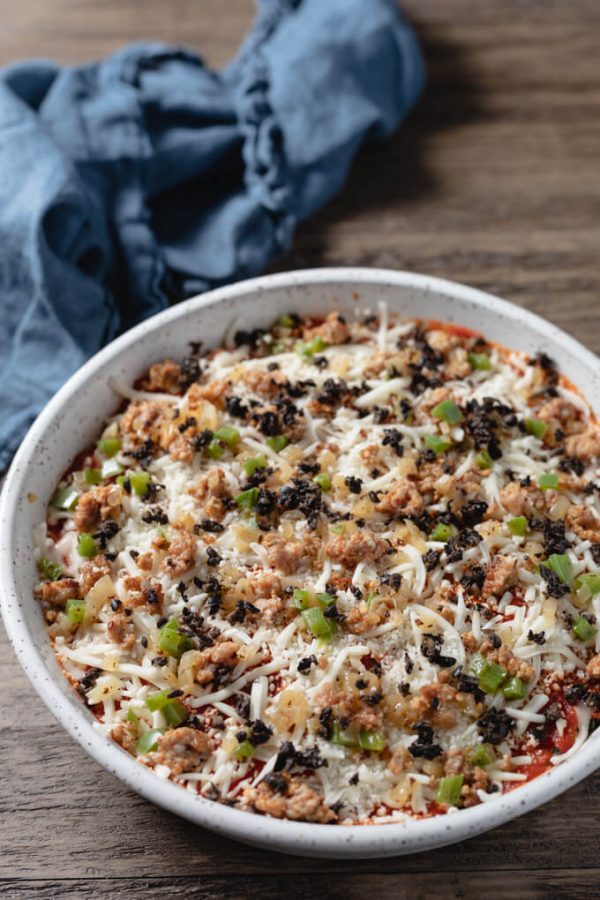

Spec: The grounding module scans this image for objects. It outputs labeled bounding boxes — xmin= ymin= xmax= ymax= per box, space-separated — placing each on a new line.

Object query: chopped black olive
xmin=344 ymin=476 xmax=363 ymax=494
xmin=380 ymin=572 xmax=402 ymax=590
xmin=145 ymin=587 xmax=160 ymax=605
xmin=248 ymin=719 xmax=273 ymax=746
xmin=228 ymin=600 xmax=259 ymax=624
xmin=234 ymin=327 xmax=267 ymax=349
xmin=559 ymin=456 xmax=585 ymax=476
xmin=125 ymin=438 xmax=155 ymax=467
xmin=542 ymin=519 xmax=571 ymax=556
xmin=408 ymin=721 xmax=443 ymax=759
xmin=256 ymin=488 xmax=277 ymax=516
xmin=254 ymin=410 xmax=280 ymax=436
xmin=453 ymin=667 xmax=485 ymax=702
xmin=476 ymin=709 xmax=515 ymax=744
xmin=318 ymin=707 xmax=333 ymax=740
xmin=297 ymin=655 xmax=318 ymax=673
xmin=422 ymin=549 xmax=441 ymax=572
xmin=323 ymin=604 xmax=346 ymax=623
xmin=527 ymin=629 xmax=546 ymax=645
xmin=278 ymin=478 xmax=323 ymax=529
xmin=420 ymin=633 xmax=456 ymax=668
xmin=461 ymin=565 xmax=486 ymax=592
xmin=382 ymin=428 xmax=404 ymax=456
xmin=141 ymin=507 xmax=169 ymax=525
xmin=373 ymin=406 xmax=389 ymax=424
xmin=226 ymin=396 xmax=249 ymax=418
xmin=178 ymin=416 xmax=197 ymax=433
xmin=194 ymin=519 xmax=225 ymax=534
xmin=565 ymin=683 xmax=587 ymax=704
xmin=93 ymin=520 xmax=120 ymax=549
xmin=206 ymin=546 xmax=222 ymax=567
xmin=540 ymin=564 xmax=570 ymax=598
xmin=362 ymin=691 xmax=383 ymax=706
xmin=445 ymin=528 xmax=481 ymax=563
xmin=194 ymin=429 xmax=214 ymax=450
xmin=264 ymin=773 xmax=289 ymax=794
xmin=460 ymin=499 xmax=488 ymax=527
xmin=77 ymin=667 xmax=102 ymax=696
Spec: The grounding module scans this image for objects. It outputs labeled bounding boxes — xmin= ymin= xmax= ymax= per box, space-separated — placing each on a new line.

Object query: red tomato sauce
xmin=507 ymin=691 xmax=580 ymax=789
xmin=228 ymin=759 xmax=264 ymax=793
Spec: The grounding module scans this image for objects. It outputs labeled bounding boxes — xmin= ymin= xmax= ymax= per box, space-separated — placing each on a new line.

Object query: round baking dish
xmin=2 ymin=268 xmax=599 ymax=858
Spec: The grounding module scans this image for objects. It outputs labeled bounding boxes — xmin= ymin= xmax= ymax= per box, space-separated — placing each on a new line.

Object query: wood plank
xmin=0 ymin=0 xmax=255 ymax=68
xmin=1 ymin=869 xmax=599 ymax=900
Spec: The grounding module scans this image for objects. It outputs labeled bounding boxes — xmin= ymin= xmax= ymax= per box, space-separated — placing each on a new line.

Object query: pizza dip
xmin=34 ymin=309 xmax=600 ymax=824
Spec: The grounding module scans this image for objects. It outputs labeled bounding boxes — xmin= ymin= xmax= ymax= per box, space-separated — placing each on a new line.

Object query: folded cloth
xmin=0 ymin=0 xmax=423 ymax=470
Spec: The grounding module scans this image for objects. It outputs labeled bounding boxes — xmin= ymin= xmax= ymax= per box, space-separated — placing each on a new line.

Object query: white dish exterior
xmin=2 ymin=267 xmax=600 ymax=859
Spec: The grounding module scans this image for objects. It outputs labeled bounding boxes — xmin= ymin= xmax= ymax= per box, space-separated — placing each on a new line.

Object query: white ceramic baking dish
xmin=2 ymin=268 xmax=599 ymax=858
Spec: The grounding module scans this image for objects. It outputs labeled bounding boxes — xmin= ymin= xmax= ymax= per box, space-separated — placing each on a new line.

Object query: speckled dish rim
xmin=2 ymin=268 xmax=600 ymax=859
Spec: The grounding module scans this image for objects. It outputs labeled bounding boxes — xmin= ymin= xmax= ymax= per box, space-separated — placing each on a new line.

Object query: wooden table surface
xmin=1 ymin=1 xmax=600 ymax=897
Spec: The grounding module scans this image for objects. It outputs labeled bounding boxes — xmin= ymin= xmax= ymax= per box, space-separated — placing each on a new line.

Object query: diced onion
xmin=84 ymin=575 xmax=115 ymax=625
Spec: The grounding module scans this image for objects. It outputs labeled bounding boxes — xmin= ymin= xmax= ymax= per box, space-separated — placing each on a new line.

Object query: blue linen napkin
xmin=0 ymin=0 xmax=423 ymax=470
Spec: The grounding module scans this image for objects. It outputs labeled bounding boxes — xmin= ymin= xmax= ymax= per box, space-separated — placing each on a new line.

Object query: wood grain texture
xmin=1 ymin=872 xmax=599 ymax=900
xmin=1 ymin=0 xmax=599 ymax=897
